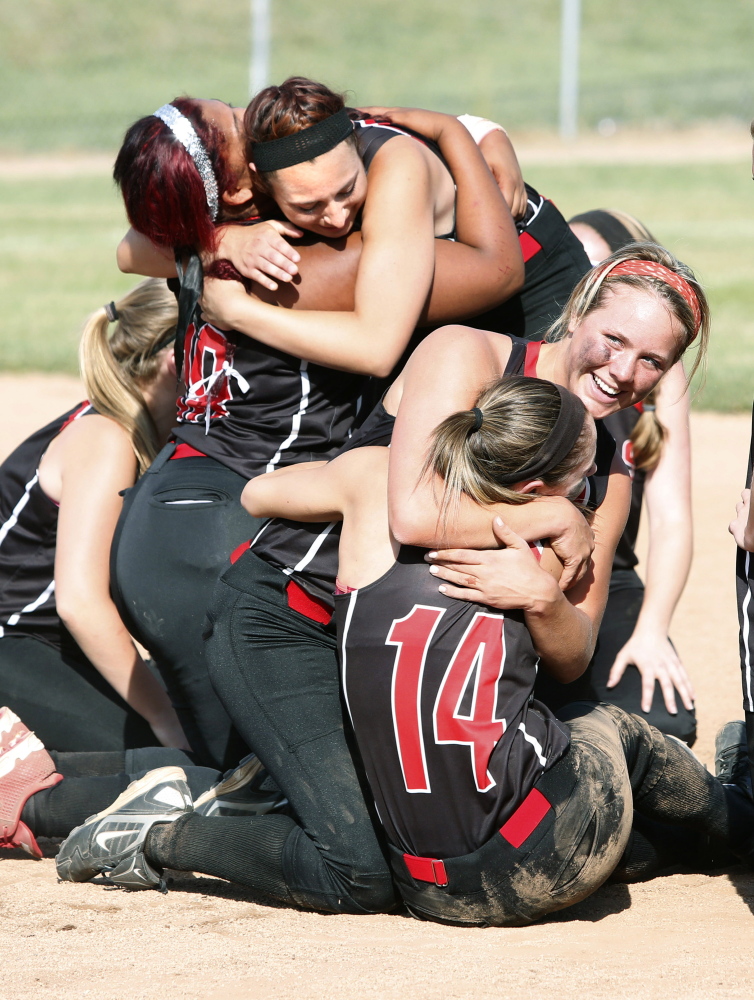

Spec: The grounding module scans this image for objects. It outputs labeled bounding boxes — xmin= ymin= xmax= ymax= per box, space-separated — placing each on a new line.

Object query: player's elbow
xmin=390 ymin=503 xmax=437 ymax=548
xmin=241 ymin=476 xmax=274 ymax=518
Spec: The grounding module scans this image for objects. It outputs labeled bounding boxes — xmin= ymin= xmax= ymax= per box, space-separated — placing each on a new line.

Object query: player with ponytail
xmin=0 ymin=279 xmax=188 ymax=753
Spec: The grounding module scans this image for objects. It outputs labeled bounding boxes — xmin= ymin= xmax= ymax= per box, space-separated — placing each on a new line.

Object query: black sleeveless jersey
xmin=173 ymin=323 xmax=367 ymax=481
xmin=603 ymin=406 xmax=645 ymax=572
xmin=172 ymin=119 xmax=452 ymax=481
xmin=504 ymin=337 xmax=616 ymax=512
xmin=351 ymin=119 xmax=455 ymax=240
xmin=0 ymin=402 xmax=94 ymax=648
xmin=335 ymin=547 xmax=570 ymax=859
xmin=250 ymin=400 xmax=395 ymax=608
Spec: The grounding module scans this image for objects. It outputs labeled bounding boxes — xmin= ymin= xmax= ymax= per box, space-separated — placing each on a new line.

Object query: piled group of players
xmin=1 ymin=77 xmax=753 ymax=926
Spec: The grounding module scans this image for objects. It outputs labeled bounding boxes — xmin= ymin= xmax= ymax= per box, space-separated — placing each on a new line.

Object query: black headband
xmin=497 ymin=384 xmax=586 ymax=485
xmin=251 ymin=108 xmax=354 ymax=173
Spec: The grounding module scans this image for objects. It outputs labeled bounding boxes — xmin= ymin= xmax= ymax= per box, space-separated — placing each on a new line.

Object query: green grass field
xmin=2 ymin=0 xmax=753 ymax=150
xmin=2 ymin=158 xmax=753 ymax=408
xmin=2 ymin=0 xmax=754 ymax=406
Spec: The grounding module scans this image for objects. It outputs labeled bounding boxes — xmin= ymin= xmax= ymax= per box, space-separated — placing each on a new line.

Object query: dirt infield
xmin=2 ymin=375 xmax=753 ymax=1000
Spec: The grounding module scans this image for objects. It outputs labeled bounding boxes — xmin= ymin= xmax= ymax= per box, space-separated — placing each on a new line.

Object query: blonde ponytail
xmin=79 ymin=278 xmax=178 ymax=475
xmin=422 ymin=375 xmax=595 ymax=532
xmin=630 ymin=391 xmax=666 ymax=472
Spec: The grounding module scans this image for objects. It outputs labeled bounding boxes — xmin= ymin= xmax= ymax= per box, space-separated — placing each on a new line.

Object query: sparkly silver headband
xmin=153 ymin=104 xmax=219 ymax=221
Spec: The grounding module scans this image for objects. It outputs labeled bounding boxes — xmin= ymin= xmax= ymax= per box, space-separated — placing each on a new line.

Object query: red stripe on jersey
xmin=523 ymin=341 xmax=542 ymax=378
xmin=171 ymin=443 xmax=208 ymax=460
xmin=528 ymin=541 xmax=544 ymax=562
xmin=286 ymin=579 xmax=332 ymax=624
xmin=230 ymin=539 xmax=251 ymax=565
xmin=402 ymin=854 xmax=449 ymax=886
xmin=519 ymin=231 xmax=542 ymax=263
xmin=59 ymin=401 xmax=92 ymax=432
xmin=499 ymin=787 xmax=551 ymax=848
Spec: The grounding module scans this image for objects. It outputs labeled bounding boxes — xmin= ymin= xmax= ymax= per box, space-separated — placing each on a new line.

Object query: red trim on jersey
xmin=528 ymin=541 xmax=543 ymax=563
xmin=230 ymin=539 xmax=252 ymax=565
xmin=60 ymin=401 xmax=92 ymax=432
xmin=286 ymin=579 xmax=332 ymax=624
xmin=171 ymin=443 xmax=208 ymax=460
xmin=519 ymin=231 xmax=542 ymax=263
xmin=523 ymin=341 xmax=542 ymax=378
xmin=499 ymin=787 xmax=551 ymax=848
xmin=634 ymin=401 xmax=644 ymax=413
xmin=403 ymin=854 xmax=449 ymax=886
xmin=402 ymin=786 xmax=552 ymax=885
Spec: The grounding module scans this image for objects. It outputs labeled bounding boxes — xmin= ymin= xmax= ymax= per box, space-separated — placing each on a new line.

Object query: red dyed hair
xmin=114 ymin=98 xmax=237 ymax=254
xmin=244 ymin=77 xmax=354 ymax=172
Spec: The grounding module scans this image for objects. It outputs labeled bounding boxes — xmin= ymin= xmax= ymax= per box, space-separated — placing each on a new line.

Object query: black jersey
xmin=173 ymin=323 xmax=367 ymax=481
xmin=504 ymin=337 xmax=616 ymax=511
xmin=335 ymin=546 xmax=569 ymax=859
xmin=0 ymin=402 xmax=94 ymax=648
xmin=250 ymin=400 xmax=395 ymax=609
xmin=352 ymin=119 xmax=455 ymax=240
xmin=603 ymin=406 xmax=645 ymax=572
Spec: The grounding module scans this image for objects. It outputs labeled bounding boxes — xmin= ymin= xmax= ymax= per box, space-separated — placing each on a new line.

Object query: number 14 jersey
xmin=334 ymin=546 xmax=570 ymax=860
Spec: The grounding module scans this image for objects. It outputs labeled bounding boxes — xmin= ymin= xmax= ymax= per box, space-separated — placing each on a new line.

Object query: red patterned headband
xmin=600 ymin=259 xmax=702 ymax=340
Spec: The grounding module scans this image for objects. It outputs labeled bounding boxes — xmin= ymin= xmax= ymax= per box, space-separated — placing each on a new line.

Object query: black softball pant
xmin=0 ymin=634 xmax=155 ymax=752
xmin=144 ymin=552 xmax=396 ymax=915
xmin=110 ymin=443 xmax=260 ymax=770
xmin=535 ymin=571 xmax=697 ymax=745
xmin=22 ymin=746 xmax=219 ymax=839
xmin=390 ymin=703 xmax=738 ymax=927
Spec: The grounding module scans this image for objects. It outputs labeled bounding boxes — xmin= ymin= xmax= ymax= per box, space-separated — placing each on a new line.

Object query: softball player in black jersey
xmin=110 ymin=92 xmax=523 ymax=770
xmin=52 ymin=374 xmax=754 ymax=922
xmin=532 ymin=211 xmax=697 ymax=744
xmin=0 ymin=279 xmax=186 ymax=753
xmin=52 ymin=244 xmax=715 ymax=914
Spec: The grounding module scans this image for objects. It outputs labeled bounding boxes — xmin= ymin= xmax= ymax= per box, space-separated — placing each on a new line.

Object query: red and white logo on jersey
xmin=176 ymin=323 xmax=250 ymax=431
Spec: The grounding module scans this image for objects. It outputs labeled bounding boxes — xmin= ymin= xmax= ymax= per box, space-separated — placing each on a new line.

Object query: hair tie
xmin=104 ymin=301 xmax=119 ymax=323
xmin=471 ymin=407 xmax=484 ymax=432
xmin=252 ymin=107 xmax=354 ymax=173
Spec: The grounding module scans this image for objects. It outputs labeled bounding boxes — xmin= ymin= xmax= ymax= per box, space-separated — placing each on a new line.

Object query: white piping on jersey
xmin=0 ymin=472 xmax=39 ymax=550
xmin=2 ymin=578 xmax=56 ymax=635
xmin=339 ymin=589 xmax=359 ymax=724
xmin=185 ymin=361 xmax=251 ymax=434
xmin=0 ymin=399 xmax=93 ymax=550
xmin=743 ymin=552 xmax=753 ymax=712
xmin=265 ymin=362 xmax=311 ymax=473
xmin=518 ymin=722 xmax=547 ymax=767
xmin=354 ymin=120 xmax=416 ymax=141
xmin=524 ymin=192 xmax=545 ymax=227
xmin=249 ymin=520 xmax=273 ymax=548
xmin=281 ymin=521 xmax=338 ymax=576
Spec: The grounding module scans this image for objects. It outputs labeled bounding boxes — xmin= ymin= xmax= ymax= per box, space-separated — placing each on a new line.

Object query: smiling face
xmin=262 ymin=139 xmax=368 ymax=239
xmin=562 ymin=284 xmax=684 ymax=418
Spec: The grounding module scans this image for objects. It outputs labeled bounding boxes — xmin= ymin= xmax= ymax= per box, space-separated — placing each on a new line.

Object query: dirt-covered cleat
xmin=0 ymin=707 xmax=30 ymax=753
xmin=195 ymin=753 xmax=287 ymax=818
xmin=55 ymin=766 xmax=193 ymax=889
xmin=0 ymin=729 xmax=62 ymax=859
xmin=715 ymin=721 xmax=753 ymax=798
